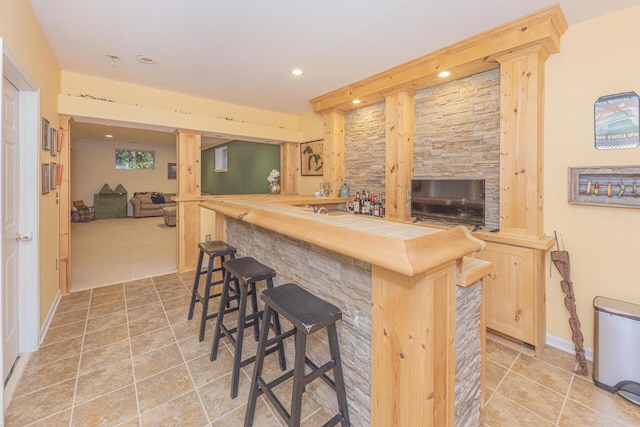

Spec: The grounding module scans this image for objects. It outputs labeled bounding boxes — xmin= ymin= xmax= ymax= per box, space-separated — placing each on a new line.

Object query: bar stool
xmin=211 ymin=257 xmax=287 ymax=399
xmin=187 ymin=241 xmax=237 ymax=342
xmin=245 ymin=283 xmax=350 ymax=427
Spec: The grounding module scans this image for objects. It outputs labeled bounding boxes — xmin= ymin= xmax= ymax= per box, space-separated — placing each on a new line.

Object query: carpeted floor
xmin=70 ymin=217 xmax=176 ymax=292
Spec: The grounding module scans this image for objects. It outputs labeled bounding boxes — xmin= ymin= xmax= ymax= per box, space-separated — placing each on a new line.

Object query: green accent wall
xmin=202 ymin=141 xmax=280 ymax=195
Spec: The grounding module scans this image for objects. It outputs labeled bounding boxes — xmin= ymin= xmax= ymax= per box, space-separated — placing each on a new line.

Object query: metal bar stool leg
xmin=290 ymin=330 xmax=308 ymax=426
xmin=188 ymin=248 xmax=205 ymax=320
xmin=230 ymin=282 xmax=249 ymax=399
xmin=245 ymin=306 xmax=274 ymax=427
xmin=328 ymin=323 xmax=350 ymax=426
xmin=211 ymin=269 xmax=232 ymax=361
xmin=250 ymin=282 xmax=260 ymax=341
xmin=198 ymin=255 xmax=216 ymax=342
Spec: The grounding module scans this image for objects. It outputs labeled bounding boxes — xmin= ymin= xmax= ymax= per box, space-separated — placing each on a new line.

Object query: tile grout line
xmin=156 ymin=274 xmax=214 ymax=426
xmin=555 ymin=373 xmax=574 ymax=426
xmin=122 ymin=283 xmax=144 ymax=427
xmin=485 ymin=352 xmax=520 ymax=406
xmin=67 ymin=289 xmax=94 ymax=427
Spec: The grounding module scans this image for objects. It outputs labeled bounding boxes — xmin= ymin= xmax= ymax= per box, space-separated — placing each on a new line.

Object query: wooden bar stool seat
xmin=245 ymin=283 xmax=350 ymax=427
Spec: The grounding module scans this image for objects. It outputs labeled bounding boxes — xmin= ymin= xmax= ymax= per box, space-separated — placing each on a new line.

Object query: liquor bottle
xmin=354 ymin=192 xmax=361 ymax=214
xmin=363 ymin=191 xmax=371 ymax=215
xmin=380 ymin=192 xmax=386 ymax=218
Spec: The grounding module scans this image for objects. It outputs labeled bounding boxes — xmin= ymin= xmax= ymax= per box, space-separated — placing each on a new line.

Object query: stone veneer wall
xmin=454 ymin=280 xmax=483 ymax=426
xmin=414 ymin=69 xmax=500 ymax=229
xmin=342 ymin=69 xmax=500 ymax=228
xmin=225 ymin=218 xmax=483 ymax=426
xmin=226 ymin=219 xmax=373 ymax=426
xmin=344 ymin=101 xmax=386 ymax=198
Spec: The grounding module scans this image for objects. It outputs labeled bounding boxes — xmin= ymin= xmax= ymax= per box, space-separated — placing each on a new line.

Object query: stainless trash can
xmin=593 ymin=296 xmax=640 ymax=405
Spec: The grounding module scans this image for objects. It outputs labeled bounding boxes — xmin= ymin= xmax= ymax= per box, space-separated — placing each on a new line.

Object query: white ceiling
xmin=29 ymin=0 xmax=640 ymax=140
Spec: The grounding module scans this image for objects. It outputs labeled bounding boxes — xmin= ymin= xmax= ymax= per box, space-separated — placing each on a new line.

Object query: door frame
xmin=1 ymin=39 xmax=41 ymax=406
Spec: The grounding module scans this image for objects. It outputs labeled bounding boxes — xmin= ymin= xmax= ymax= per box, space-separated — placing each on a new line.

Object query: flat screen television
xmin=411 ymin=179 xmax=485 ymax=226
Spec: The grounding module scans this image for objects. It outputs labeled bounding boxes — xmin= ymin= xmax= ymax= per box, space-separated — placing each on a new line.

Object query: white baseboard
xmin=3 ymin=353 xmax=30 ymax=412
xmin=39 ymin=290 xmax=61 ymax=346
xmin=546 ymin=334 xmax=594 ymax=362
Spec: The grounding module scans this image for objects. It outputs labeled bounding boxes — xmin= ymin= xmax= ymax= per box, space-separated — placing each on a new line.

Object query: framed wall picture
xmin=300 ymin=140 xmax=323 ymax=176
xmin=168 ymin=162 xmax=177 ymax=179
xmin=41 ymin=163 xmax=50 ymax=194
xmin=594 ymin=91 xmax=640 ymax=149
xmin=50 ymin=162 xmax=57 ymax=190
xmin=42 ymin=118 xmax=50 ymax=151
xmin=50 ymin=128 xmax=58 ymax=156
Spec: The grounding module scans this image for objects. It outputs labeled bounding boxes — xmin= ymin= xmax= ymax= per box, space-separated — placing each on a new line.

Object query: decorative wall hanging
xmin=41 ymin=163 xmax=50 ymax=194
xmin=41 ymin=118 xmax=50 ymax=151
xmin=568 ymin=166 xmax=640 ymax=208
xmin=301 ymin=139 xmax=323 ymax=176
xmin=594 ymin=92 xmax=640 ymax=149
xmin=50 ymin=128 xmax=57 ymax=156
xmin=167 ymin=163 xmax=177 ymax=179
xmin=50 ymin=162 xmax=57 ymax=190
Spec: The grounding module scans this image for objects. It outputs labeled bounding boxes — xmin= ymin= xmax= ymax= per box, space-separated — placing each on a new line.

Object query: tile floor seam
xmin=492 ymin=392 xmax=556 ymax=426
xmin=563 ymin=394 xmax=637 ymax=427
xmin=67 ymin=287 xmax=93 ymax=427
xmin=508 ymin=367 xmax=568 ymax=399
xmin=554 ymin=372 xmax=575 ymax=426
xmin=122 ymin=284 xmax=143 ymax=427
xmin=157 ymin=277 xmax=214 ymax=426
xmin=485 ymin=351 xmax=520 ymax=406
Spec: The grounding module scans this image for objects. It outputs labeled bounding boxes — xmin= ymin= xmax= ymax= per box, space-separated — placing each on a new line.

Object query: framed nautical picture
xmin=300 ymin=140 xmax=323 ymax=176
xmin=594 ymin=92 xmax=640 ymax=149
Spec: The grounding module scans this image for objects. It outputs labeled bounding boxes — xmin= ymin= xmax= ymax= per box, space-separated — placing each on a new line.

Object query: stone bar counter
xmin=199 ymin=196 xmax=491 ymax=427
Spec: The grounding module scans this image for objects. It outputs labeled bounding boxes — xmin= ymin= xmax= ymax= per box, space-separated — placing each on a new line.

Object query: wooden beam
xmin=176 ymin=129 xmax=202 ymax=197
xmin=58 ymin=116 xmax=72 ymax=295
xmin=322 ymin=110 xmax=345 ymax=197
xmin=495 ymin=46 xmax=546 ymax=237
xmin=175 ymin=129 xmax=202 ymax=271
xmin=279 ymin=141 xmax=299 ymax=195
xmin=310 ymin=5 xmax=567 ymax=113
xmin=371 ymin=263 xmax=456 ymax=426
xmin=384 ymin=88 xmax=415 ymax=220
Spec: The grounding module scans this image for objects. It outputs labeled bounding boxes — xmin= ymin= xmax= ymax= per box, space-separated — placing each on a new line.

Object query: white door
xmin=2 ymin=77 xmax=20 ymax=381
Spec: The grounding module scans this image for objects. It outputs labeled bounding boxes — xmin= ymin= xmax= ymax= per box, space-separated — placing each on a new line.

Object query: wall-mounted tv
xmin=411 ymin=179 xmax=485 ymax=226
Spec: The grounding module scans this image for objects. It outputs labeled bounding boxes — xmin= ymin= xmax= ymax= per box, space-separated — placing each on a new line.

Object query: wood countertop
xmin=199 ymin=195 xmax=486 ymax=277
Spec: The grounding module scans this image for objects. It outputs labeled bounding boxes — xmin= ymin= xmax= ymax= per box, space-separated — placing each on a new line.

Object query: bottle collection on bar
xmin=353 ymin=190 xmax=385 ymax=217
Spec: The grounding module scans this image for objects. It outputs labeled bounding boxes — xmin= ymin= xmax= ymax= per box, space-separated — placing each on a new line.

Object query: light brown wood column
xmin=495 ymin=46 xmax=549 ymax=238
xmin=321 ymin=109 xmax=345 ymax=196
xmin=58 ymin=116 xmax=72 ymax=295
xmin=383 ymin=88 xmax=416 ymax=220
xmin=175 ymin=129 xmax=202 ymax=272
xmin=279 ymin=141 xmax=299 ymax=195
xmin=371 ymin=262 xmax=456 ymax=427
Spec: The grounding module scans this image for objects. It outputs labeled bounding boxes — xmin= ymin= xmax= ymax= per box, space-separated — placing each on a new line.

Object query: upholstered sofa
xmin=130 ymin=192 xmax=176 ymax=218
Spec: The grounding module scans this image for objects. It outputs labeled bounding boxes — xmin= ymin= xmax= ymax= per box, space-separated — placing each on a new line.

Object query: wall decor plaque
xmin=300 ymin=139 xmax=323 ymax=176
xmin=568 ymin=166 xmax=640 ymax=208
xmin=594 ymin=92 xmax=640 ymax=149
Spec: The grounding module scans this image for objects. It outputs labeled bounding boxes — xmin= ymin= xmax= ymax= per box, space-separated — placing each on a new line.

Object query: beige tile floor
xmin=5 ymin=271 xmax=640 ymax=426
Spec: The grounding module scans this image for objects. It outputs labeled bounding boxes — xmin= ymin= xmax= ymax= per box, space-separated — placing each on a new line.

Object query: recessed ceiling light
xmin=105 ymin=134 xmax=113 ymax=138
xmin=352 ymin=99 xmax=361 ymax=105
xmin=291 ymin=69 xmax=303 ymax=76
xmin=438 ymin=71 xmax=451 ymax=78
xmin=136 ymin=55 xmax=157 ymax=64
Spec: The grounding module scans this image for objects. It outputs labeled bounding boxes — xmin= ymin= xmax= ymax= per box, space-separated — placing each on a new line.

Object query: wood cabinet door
xmin=475 ymin=242 xmax=535 ymax=344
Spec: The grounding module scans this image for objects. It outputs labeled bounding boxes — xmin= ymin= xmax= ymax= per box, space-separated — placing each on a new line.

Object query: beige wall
xmin=545 ymin=5 xmax=640 ymax=349
xmin=1 ymin=0 xmax=62 ymax=324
